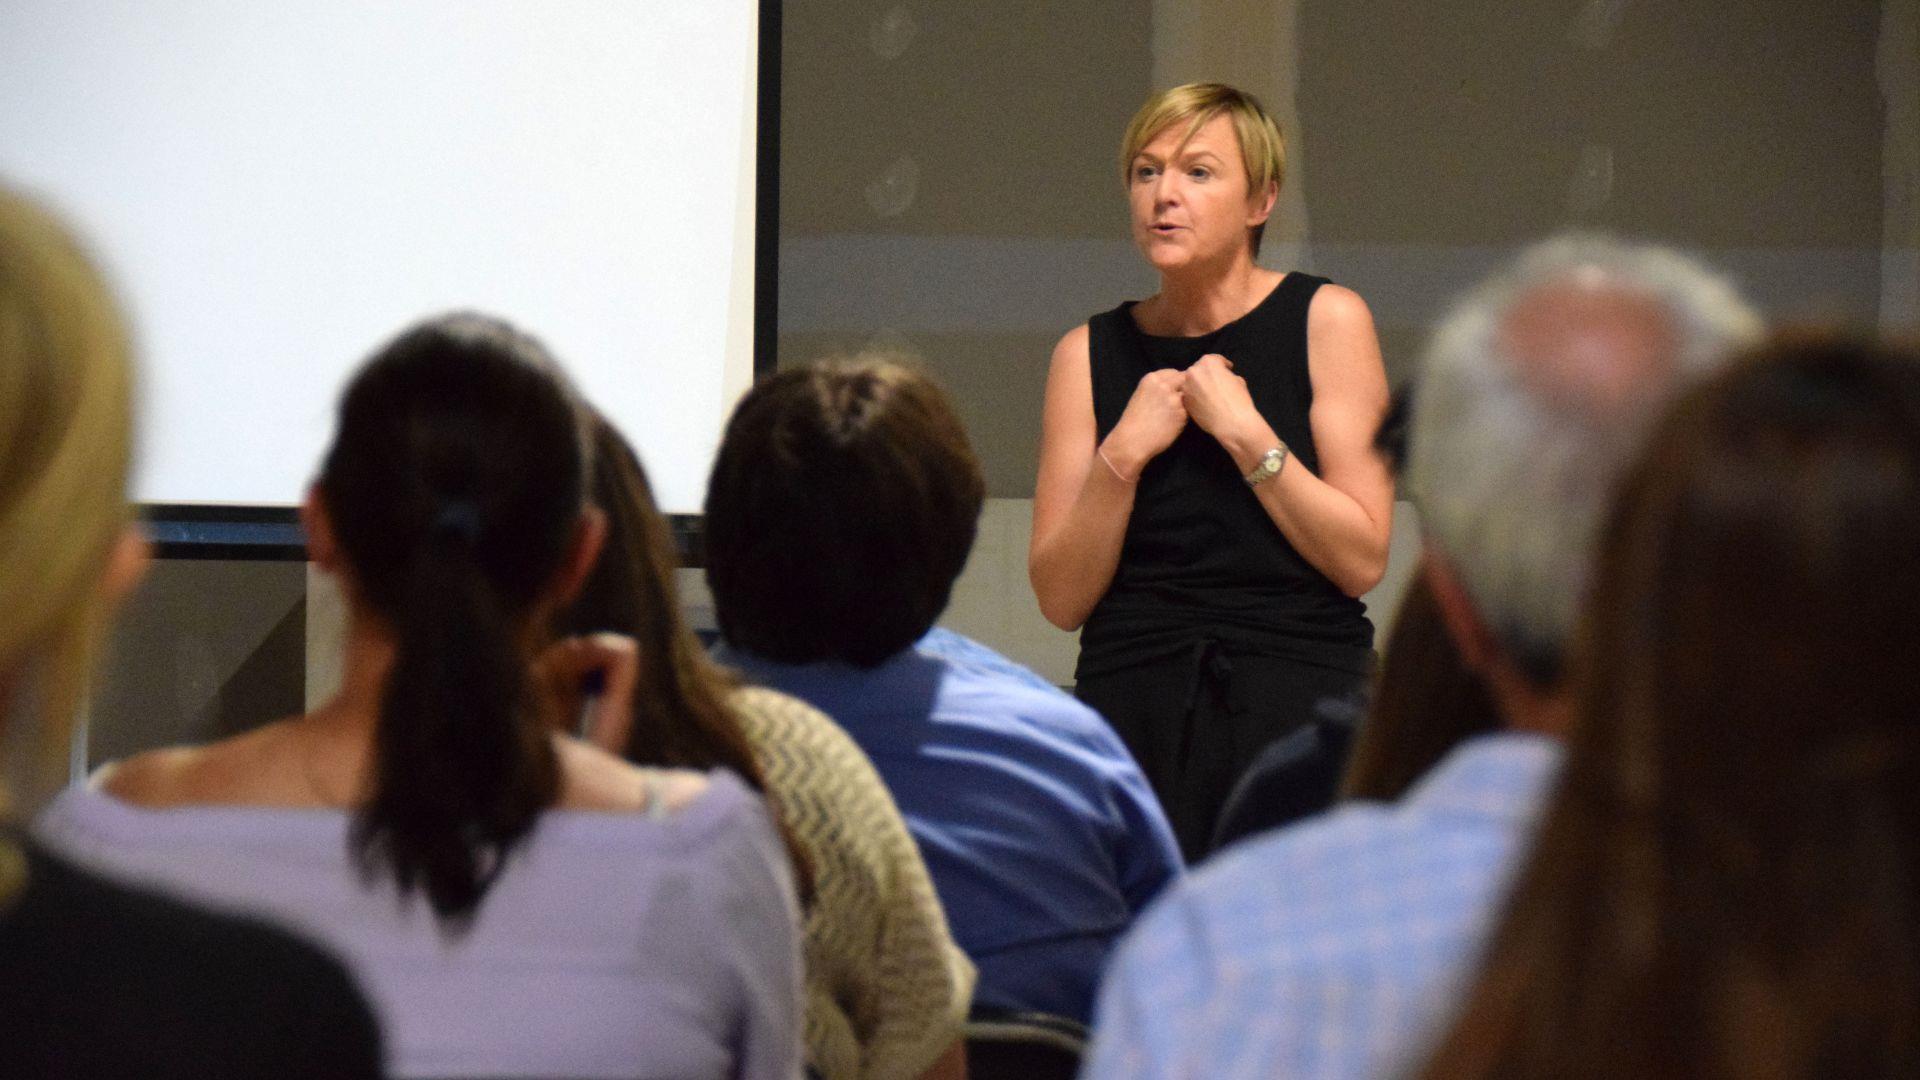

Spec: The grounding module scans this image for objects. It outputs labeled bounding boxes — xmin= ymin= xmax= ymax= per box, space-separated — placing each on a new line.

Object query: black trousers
xmin=1075 ymin=641 xmax=1369 ymax=863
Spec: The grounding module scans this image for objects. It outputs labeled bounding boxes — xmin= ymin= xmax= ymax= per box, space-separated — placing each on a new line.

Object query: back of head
xmin=705 ymin=355 xmax=985 ymax=668
xmin=1422 ymin=336 xmax=1920 ymax=1080
xmin=0 ymin=186 xmax=133 ymax=788
xmin=1407 ymin=234 xmax=1763 ymax=685
xmin=320 ymin=312 xmax=587 ymax=924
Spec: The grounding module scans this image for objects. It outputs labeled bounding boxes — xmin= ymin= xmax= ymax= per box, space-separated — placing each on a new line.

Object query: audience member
xmin=38 ymin=314 xmax=802 ymax=1079
xmin=558 ymin=411 xmax=972 ymax=1080
xmin=1420 ymin=336 xmax=1920 ymax=1080
xmin=1338 ymin=568 xmax=1502 ymax=803
xmin=1080 ymin=235 xmax=1762 ymax=1078
xmin=704 ymin=355 xmax=1182 ymax=1025
xmin=0 ymin=185 xmax=383 ymax=1079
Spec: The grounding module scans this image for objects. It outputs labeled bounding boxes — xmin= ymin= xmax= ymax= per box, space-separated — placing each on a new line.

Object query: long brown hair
xmin=557 ymin=412 xmax=812 ymax=901
xmin=1419 ymin=336 xmax=1920 ymax=1080
xmin=1339 ymin=567 xmax=1500 ymax=802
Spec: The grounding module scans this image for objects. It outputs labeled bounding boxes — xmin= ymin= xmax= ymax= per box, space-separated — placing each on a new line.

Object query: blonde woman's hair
xmin=1118 ymin=82 xmax=1287 ymax=256
xmin=0 ymin=185 xmax=135 ymax=800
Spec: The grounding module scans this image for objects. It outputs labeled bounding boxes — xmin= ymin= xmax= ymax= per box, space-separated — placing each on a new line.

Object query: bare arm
xmin=1028 ymin=325 xmax=1187 ymax=630
xmin=1181 ymin=285 xmax=1394 ymax=597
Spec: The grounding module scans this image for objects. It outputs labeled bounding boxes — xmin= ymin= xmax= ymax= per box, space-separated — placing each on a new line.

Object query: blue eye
xmin=1190 ymin=167 xmax=1211 ymax=181
xmin=1133 ymin=165 xmax=1159 ymax=182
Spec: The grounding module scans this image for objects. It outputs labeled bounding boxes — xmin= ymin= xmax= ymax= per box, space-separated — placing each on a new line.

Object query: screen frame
xmin=143 ymin=0 xmax=781 ymax=567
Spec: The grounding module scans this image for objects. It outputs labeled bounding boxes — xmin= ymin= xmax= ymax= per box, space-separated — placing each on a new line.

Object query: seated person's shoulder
xmin=727 ymin=684 xmax=836 ymax=741
xmin=6 ymin=845 xmax=383 ymax=1076
xmin=727 ymin=685 xmax=872 ymax=770
xmin=919 ymin=628 xmax=1062 ymax=695
xmin=94 ymin=724 xmax=287 ymax=808
xmin=92 ymin=747 xmax=198 ymax=806
xmin=553 ymin=735 xmax=711 ymax=815
xmin=1183 ymin=800 xmax=1428 ymax=922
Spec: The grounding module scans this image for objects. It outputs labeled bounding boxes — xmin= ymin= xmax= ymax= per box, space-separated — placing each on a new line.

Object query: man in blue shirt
xmin=703 ymin=356 xmax=1182 ymax=1024
xmin=1082 ymin=236 xmax=1764 ymax=1078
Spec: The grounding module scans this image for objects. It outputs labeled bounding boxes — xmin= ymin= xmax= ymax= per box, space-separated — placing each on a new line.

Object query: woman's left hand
xmin=1181 ymin=353 xmax=1266 ymax=446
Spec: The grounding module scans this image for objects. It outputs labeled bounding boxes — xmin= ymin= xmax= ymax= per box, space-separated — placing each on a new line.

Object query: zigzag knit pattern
xmin=729 ymin=687 xmax=975 ymax=1080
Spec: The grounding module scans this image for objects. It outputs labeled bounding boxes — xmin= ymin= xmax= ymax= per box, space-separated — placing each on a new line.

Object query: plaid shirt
xmin=1081 ymin=733 xmax=1561 ymax=1080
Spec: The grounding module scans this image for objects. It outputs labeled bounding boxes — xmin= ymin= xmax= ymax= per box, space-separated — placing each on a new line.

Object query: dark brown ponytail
xmin=319 ymin=313 xmax=586 ymax=925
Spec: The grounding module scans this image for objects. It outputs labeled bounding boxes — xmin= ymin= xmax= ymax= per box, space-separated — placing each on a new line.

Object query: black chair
xmin=964 ymin=1007 xmax=1088 ymax=1080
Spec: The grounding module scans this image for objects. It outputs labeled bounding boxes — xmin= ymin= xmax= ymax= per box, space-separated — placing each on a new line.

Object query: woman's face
xmin=1127 ymin=113 xmax=1272 ymax=274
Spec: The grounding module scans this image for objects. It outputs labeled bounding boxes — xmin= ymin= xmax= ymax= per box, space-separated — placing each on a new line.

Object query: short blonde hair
xmin=1119 ymin=82 xmax=1287 ymax=255
xmin=0 ymin=185 xmax=135 ymax=789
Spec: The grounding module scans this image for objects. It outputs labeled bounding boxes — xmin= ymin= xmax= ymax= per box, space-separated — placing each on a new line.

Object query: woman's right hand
xmin=1102 ymin=368 xmax=1188 ymax=480
xmin=536 ymin=632 xmax=639 ymax=750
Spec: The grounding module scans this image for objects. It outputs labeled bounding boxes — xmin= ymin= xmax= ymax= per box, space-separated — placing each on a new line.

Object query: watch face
xmin=1247 ymin=447 xmax=1286 ymax=486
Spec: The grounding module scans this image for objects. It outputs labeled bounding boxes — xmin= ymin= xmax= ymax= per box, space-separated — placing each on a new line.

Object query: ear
xmin=1246 ymin=178 xmax=1279 ymax=229
xmin=1420 ymin=549 xmax=1500 ymax=676
xmin=300 ymin=485 xmax=341 ymax=573
xmin=548 ymin=506 xmax=608 ymax=612
xmin=97 ymin=524 xmax=151 ymax=609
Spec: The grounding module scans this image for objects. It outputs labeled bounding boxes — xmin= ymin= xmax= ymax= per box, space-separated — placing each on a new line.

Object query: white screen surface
xmin=0 ymin=2 xmax=759 ymax=514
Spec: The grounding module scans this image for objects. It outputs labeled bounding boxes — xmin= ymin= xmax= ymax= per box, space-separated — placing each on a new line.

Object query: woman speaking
xmin=1030 ymin=83 xmax=1393 ymax=859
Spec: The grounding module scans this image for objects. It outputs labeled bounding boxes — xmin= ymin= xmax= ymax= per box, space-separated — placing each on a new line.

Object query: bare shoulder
xmin=96 ymin=722 xmax=291 ymax=807
xmin=552 ymin=735 xmax=653 ymax=812
xmin=1306 ymin=284 xmax=1388 ymax=397
xmin=1050 ymin=323 xmax=1091 ymax=369
xmin=552 ymin=735 xmax=711 ymax=815
xmin=1042 ymin=324 xmax=1094 ymax=425
xmin=646 ymin=769 xmax=714 ymax=814
xmin=93 ymin=746 xmax=205 ymax=806
xmin=1306 ymin=282 xmax=1377 ymax=336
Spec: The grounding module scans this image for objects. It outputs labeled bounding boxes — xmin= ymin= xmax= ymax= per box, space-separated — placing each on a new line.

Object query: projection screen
xmin=0 ymin=2 xmax=767 ymax=525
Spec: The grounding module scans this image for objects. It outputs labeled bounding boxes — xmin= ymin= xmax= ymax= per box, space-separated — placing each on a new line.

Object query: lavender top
xmin=36 ymin=770 xmax=802 ymax=1080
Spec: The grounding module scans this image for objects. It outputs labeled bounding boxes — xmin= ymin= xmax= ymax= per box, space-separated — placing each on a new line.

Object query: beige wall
xmin=1884 ymin=0 xmax=1920 ymax=330
xmin=776 ymin=0 xmax=1896 ymax=684
xmin=76 ymin=1 xmax=1908 ymax=763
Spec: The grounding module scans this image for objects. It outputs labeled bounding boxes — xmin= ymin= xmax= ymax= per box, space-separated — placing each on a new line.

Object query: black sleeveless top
xmin=1078 ymin=273 xmax=1374 ymax=679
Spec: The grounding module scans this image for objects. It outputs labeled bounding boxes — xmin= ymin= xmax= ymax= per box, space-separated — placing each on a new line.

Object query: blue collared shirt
xmin=715 ymin=628 xmax=1183 ymax=1023
xmin=1081 ymin=732 xmax=1562 ymax=1080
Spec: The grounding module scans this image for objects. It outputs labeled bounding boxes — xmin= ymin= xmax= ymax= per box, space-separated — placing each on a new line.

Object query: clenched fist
xmin=1181 ymin=353 xmax=1262 ymax=444
xmin=1101 ymin=368 xmax=1189 ymax=480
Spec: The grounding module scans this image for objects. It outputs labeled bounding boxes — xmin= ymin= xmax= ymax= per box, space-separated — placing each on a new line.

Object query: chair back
xmin=964 ymin=1008 xmax=1087 ymax=1080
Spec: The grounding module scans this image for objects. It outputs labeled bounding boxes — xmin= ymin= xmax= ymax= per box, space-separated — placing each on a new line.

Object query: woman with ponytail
xmin=38 ymin=313 xmax=803 ymax=1079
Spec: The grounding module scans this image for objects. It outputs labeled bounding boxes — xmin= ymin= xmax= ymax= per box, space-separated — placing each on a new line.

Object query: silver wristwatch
xmin=1244 ymin=444 xmax=1289 ymax=487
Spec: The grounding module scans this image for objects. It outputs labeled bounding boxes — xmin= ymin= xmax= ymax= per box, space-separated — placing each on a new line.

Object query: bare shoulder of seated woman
xmin=93 ymin=721 xmax=318 ymax=808
xmin=551 ymin=735 xmax=712 ymax=815
xmin=94 ymin=724 xmax=709 ymax=817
